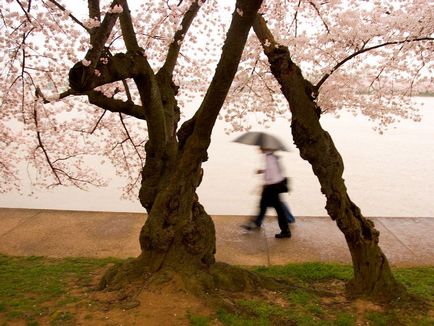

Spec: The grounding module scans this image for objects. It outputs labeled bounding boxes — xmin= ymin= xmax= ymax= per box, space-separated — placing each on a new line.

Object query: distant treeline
xmin=417 ymin=92 xmax=434 ymax=97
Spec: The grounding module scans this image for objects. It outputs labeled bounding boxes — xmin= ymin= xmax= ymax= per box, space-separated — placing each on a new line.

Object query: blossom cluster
xmin=0 ymin=0 xmax=432 ymax=197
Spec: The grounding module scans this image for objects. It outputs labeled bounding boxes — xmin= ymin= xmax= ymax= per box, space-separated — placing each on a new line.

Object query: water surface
xmin=1 ymin=98 xmax=433 ymax=217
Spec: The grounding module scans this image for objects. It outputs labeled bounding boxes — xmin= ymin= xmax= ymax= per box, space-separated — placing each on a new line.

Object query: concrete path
xmin=0 ymin=208 xmax=433 ymax=267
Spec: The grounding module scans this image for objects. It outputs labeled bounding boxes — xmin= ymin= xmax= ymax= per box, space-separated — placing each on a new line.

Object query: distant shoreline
xmin=1 ymin=206 xmax=434 ymax=218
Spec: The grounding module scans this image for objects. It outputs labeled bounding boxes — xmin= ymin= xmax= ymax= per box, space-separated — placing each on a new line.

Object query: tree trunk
xmin=99 ymin=0 xmax=268 ymax=294
xmin=138 ymin=140 xmax=216 ymax=274
xmin=253 ymin=17 xmax=405 ymax=299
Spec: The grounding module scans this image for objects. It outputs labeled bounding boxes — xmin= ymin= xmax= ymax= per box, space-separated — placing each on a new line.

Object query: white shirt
xmin=263 ymin=152 xmax=285 ymax=185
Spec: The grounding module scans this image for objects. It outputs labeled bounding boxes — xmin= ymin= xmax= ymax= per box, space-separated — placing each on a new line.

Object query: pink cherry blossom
xmin=0 ymin=0 xmax=432 ymax=197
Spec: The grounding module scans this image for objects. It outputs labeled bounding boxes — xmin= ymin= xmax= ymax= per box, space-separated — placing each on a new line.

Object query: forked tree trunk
xmin=98 ymin=0 xmax=264 ymax=291
xmin=138 ymin=129 xmax=217 ymax=274
xmin=69 ymin=0 xmax=276 ymax=295
xmin=132 ymin=65 xmax=216 ymax=273
xmin=253 ymin=16 xmax=405 ymax=299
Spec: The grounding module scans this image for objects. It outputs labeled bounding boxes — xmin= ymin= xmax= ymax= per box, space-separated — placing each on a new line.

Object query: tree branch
xmin=84 ymin=0 xmax=125 ymax=67
xmin=133 ymin=64 xmax=167 ymax=152
xmin=32 ymin=104 xmax=62 ymax=185
xmin=46 ymin=0 xmax=88 ymax=31
xmin=253 ymin=14 xmax=318 ymax=102
xmin=161 ymin=0 xmax=204 ymax=75
xmin=118 ymin=112 xmax=145 ymax=162
xmin=315 ymin=37 xmax=434 ymax=90
xmin=118 ymin=0 xmax=140 ymax=52
xmin=192 ymin=0 xmax=263 ymax=142
xmin=86 ymin=90 xmax=146 ymax=120
xmin=89 ymin=110 xmax=107 ymax=134
xmin=253 ymin=14 xmax=279 ymax=52
xmin=307 ymin=1 xmax=330 ymax=34
xmin=88 ymin=0 xmax=100 ymax=20
xmin=291 ymin=0 xmax=302 ymax=38
xmin=68 ymin=51 xmax=148 ymax=91
xmin=15 ymin=0 xmax=32 ymax=23
xmin=88 ymin=0 xmax=101 ymax=43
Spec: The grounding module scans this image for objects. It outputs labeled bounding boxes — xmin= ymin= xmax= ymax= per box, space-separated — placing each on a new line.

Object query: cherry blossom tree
xmin=242 ymin=1 xmax=433 ymax=298
xmin=1 ymin=0 xmax=433 ymax=298
xmin=1 ymin=0 xmax=270 ymax=293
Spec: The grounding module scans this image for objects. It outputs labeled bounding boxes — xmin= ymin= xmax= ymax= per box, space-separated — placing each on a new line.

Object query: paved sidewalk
xmin=0 ymin=208 xmax=433 ymax=267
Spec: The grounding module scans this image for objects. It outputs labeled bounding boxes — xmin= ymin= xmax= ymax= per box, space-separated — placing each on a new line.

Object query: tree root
xmin=346 ymin=277 xmax=407 ymax=303
xmin=97 ymin=258 xmax=294 ymax=306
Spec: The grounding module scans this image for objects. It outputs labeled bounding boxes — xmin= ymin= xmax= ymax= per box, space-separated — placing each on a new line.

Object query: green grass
xmin=0 ymin=255 xmax=432 ymax=326
xmin=188 ymin=312 xmax=211 ymax=326
xmin=252 ymin=262 xmax=353 ymax=282
xmin=216 ymin=263 xmax=434 ymax=326
xmin=0 ymin=254 xmax=120 ymax=324
xmin=394 ymin=267 xmax=434 ymax=301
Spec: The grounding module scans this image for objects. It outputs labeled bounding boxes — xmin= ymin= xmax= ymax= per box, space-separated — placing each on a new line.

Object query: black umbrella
xmin=233 ymin=131 xmax=289 ymax=151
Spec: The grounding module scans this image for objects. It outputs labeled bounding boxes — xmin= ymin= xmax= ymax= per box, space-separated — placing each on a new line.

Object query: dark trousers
xmin=254 ymin=184 xmax=289 ymax=233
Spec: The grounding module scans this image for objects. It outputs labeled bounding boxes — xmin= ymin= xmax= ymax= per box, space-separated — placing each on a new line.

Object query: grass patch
xmin=188 ymin=312 xmax=211 ymax=326
xmin=394 ymin=267 xmax=434 ymax=301
xmin=0 ymin=254 xmax=120 ymax=324
xmin=0 ymin=256 xmax=432 ymax=325
xmin=252 ymin=262 xmax=353 ymax=282
xmin=220 ymin=263 xmax=434 ymax=326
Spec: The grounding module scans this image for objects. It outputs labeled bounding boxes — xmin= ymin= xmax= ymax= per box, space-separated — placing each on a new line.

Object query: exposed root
xmin=346 ymin=276 xmax=407 ymax=303
xmin=97 ymin=259 xmax=294 ymax=308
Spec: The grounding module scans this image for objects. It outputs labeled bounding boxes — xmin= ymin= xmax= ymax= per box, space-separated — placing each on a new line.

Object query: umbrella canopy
xmin=233 ymin=131 xmax=289 ymax=151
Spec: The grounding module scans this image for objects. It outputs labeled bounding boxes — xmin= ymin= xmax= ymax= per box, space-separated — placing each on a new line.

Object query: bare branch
xmin=89 ymin=110 xmax=107 ymax=134
xmin=31 ymin=99 xmax=104 ymax=189
xmin=122 ymin=79 xmax=133 ymax=102
xmin=119 ymin=112 xmax=145 ymax=162
xmin=86 ymin=90 xmax=146 ymax=120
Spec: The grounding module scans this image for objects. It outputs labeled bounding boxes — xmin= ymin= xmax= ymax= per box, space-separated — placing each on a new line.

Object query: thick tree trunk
xmin=99 ymin=0 xmax=266 ymax=294
xmin=134 ymin=67 xmax=216 ymax=275
xmin=68 ymin=0 xmax=283 ymax=298
xmin=138 ymin=152 xmax=216 ymax=273
xmin=253 ymin=17 xmax=405 ymax=299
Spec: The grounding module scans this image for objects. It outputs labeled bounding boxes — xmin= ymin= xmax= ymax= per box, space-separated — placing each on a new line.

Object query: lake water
xmin=1 ymin=97 xmax=434 ymax=217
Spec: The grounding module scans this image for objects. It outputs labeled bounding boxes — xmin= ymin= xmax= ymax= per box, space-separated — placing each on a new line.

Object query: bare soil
xmin=65 ymin=267 xmax=218 ymax=326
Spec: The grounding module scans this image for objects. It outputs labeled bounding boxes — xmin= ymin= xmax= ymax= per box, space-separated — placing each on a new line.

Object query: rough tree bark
xmin=68 ymin=0 xmax=266 ymax=292
xmin=134 ymin=0 xmax=264 ymax=282
xmin=253 ymin=15 xmax=405 ymax=299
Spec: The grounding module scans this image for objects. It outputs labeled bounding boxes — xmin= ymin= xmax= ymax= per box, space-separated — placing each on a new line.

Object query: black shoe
xmin=275 ymin=231 xmax=291 ymax=239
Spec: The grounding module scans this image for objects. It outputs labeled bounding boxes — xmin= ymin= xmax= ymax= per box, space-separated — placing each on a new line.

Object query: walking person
xmin=241 ymin=147 xmax=292 ymax=238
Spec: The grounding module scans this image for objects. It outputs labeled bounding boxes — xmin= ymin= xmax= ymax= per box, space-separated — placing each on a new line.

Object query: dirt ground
xmin=55 ymin=268 xmax=218 ymax=326
xmin=73 ymin=287 xmax=215 ymax=326
xmin=0 ymin=267 xmax=216 ymax=326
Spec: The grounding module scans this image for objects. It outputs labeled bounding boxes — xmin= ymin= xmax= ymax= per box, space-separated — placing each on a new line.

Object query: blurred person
xmin=241 ymin=147 xmax=293 ymax=238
